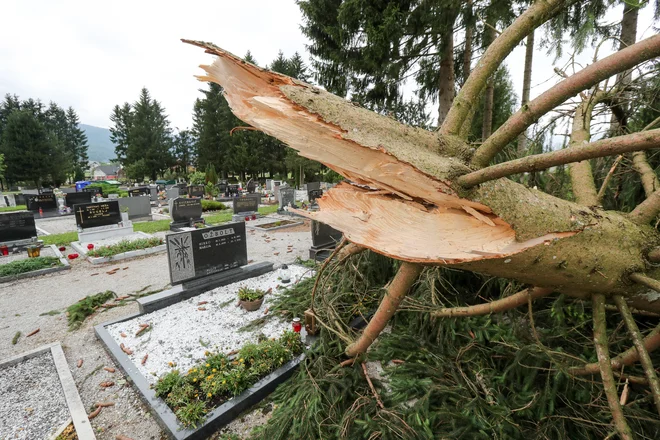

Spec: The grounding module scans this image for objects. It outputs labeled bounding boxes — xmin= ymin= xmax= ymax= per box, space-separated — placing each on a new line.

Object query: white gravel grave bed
xmin=0 ymin=352 xmax=69 ymax=440
xmin=107 ymin=265 xmax=314 ymax=383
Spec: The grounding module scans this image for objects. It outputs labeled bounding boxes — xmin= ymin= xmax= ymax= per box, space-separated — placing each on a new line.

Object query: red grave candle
xmin=292 ymin=317 xmax=302 ymax=333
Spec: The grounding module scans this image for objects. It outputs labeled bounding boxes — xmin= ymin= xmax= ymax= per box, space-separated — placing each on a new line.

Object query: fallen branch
xmin=77 ymin=359 xmax=83 ymax=368
xmin=458 ymin=129 xmax=660 ymax=187
xmin=135 ymin=324 xmax=150 ymax=337
xmin=597 ymin=155 xmax=623 ymax=202
xmin=141 ymin=354 xmax=148 ymax=365
xmin=361 ymin=362 xmax=384 ymax=409
xmin=336 ymin=242 xmax=365 ymax=264
xmin=630 ymin=272 xmax=660 ymax=292
xmin=628 ymin=189 xmax=660 ymax=225
xmin=346 ymin=263 xmax=423 ymax=357
xmin=592 ymin=293 xmax=633 ymax=440
xmin=26 ymin=328 xmax=40 ymax=337
xmin=99 ymin=381 xmax=114 ymax=388
xmin=120 ymin=343 xmax=133 ymax=355
xmin=431 ymin=287 xmax=552 ymax=317
xmin=103 ymin=367 xmax=115 ymax=373
xmin=311 ymin=237 xmax=347 ymax=314
xmin=95 ymin=402 xmax=115 ymax=408
xmin=613 ymin=295 xmax=660 ymax=416
xmin=88 ymin=406 xmax=102 ymax=420
xmin=471 ymin=34 xmax=660 ymax=167
xmin=631 ymin=152 xmax=659 ymax=197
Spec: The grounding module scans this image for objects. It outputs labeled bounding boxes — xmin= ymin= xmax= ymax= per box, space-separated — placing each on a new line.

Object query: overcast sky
xmin=0 ymin=1 xmax=656 ymax=132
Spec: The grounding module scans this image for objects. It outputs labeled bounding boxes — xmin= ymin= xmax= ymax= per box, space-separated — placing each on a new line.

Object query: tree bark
xmin=462 ymin=0 xmax=473 ymax=86
xmin=481 ymin=16 xmax=497 ymax=141
xmin=184 ymin=39 xmax=660 ymax=314
xmin=437 ymin=31 xmax=455 ymax=127
xmin=517 ymin=31 xmax=534 ymax=156
xmin=568 ymin=93 xmax=601 ymax=206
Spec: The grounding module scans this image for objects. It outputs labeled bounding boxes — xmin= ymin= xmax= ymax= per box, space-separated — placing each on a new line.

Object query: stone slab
xmin=0 ymin=343 xmax=96 ymax=440
xmin=0 ymin=245 xmax=70 ymax=284
xmin=77 ymin=224 xmax=134 ymax=243
xmin=71 ymin=231 xmax=165 ymax=265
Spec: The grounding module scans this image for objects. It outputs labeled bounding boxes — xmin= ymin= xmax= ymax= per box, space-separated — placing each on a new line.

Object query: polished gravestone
xmin=187 ymin=185 xmax=205 ymax=198
xmin=75 ymin=201 xmax=122 ymax=229
xmin=128 ymin=187 xmax=150 ymax=197
xmin=277 ymin=187 xmax=296 ymax=213
xmin=64 ymin=191 xmax=92 ymax=208
xmin=83 ymin=186 xmax=105 ymax=197
xmin=233 ymin=195 xmax=259 ymax=214
xmin=309 ymin=220 xmax=343 ymax=260
xmin=166 ymin=222 xmax=247 ymax=285
xmin=0 ymin=211 xmax=37 ymax=245
xmin=246 ymin=178 xmax=256 ymax=194
xmin=26 ymin=194 xmax=57 ymax=212
xmin=169 ymin=197 xmax=204 ymax=231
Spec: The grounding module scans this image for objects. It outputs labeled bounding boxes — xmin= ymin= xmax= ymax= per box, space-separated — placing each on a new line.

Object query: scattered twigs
xmin=469 ymin=34 xmax=660 ymax=167
xmin=631 ymin=152 xmax=659 ymax=197
xmin=336 ymin=242 xmax=365 ymax=264
xmin=459 ymin=129 xmax=660 ymax=188
xmin=103 ymin=367 xmax=115 ymax=373
xmin=310 ymin=237 xmax=347 ymax=314
xmin=229 ymin=126 xmax=259 ymax=135
xmin=116 ymin=436 xmax=135 ymax=440
xmin=99 ymin=381 xmax=114 ymax=388
xmin=95 ymin=402 xmax=115 ymax=408
xmin=571 ymin=322 xmax=660 ymax=376
xmin=88 ymin=406 xmax=102 ymax=419
xmin=628 ymin=189 xmax=660 ymax=225
xmin=120 ymin=343 xmax=133 ymax=355
xmin=142 ymin=354 xmax=148 ymax=365
xmin=592 ymin=293 xmax=634 ymax=440
xmin=346 ymin=263 xmax=423 ymax=357
xmin=630 ymin=272 xmax=660 ymax=293
xmin=77 ymin=359 xmax=83 ymax=368
xmin=431 ymin=287 xmax=552 ymax=317
xmin=361 ymin=362 xmax=384 ymax=409
xmin=135 ymin=324 xmax=150 ymax=337
xmin=614 ymin=295 xmax=660 ymax=416
xmin=598 ymin=155 xmax=623 ymax=202
xmin=339 ymin=358 xmax=357 ymax=368
xmin=26 ymin=328 xmax=40 ymax=337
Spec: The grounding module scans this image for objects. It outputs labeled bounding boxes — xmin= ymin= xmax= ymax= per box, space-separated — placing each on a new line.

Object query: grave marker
xmin=169 ymin=197 xmax=204 ymax=230
xmin=74 ymin=201 xmax=121 ymax=229
xmin=166 ymin=222 xmax=248 ymax=284
xmin=128 ymin=187 xmax=150 ymax=197
xmin=26 ymin=194 xmax=57 ymax=212
xmin=187 ymin=185 xmax=205 ymax=198
xmin=83 ymin=186 xmax=104 ymax=197
xmin=278 ymin=187 xmax=296 ymax=210
xmin=0 ymin=211 xmax=37 ymax=243
xmin=309 ymin=220 xmax=343 ymax=260
xmin=64 ymin=191 xmax=92 ymax=208
xmin=233 ymin=195 xmax=259 ymax=214
xmin=246 ymin=178 xmax=256 ymax=194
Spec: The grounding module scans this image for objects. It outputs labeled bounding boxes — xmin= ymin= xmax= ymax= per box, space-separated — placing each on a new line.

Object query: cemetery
xmin=4 ymin=2 xmax=660 ymax=438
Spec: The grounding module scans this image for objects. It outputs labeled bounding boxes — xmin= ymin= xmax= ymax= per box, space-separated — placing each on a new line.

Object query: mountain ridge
xmin=81 ymin=123 xmax=116 ymax=162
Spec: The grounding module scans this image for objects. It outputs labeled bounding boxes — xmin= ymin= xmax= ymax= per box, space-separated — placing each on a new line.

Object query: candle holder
xmin=292 ymin=317 xmax=302 ymax=333
xmin=304 ymin=309 xmax=319 ymax=335
xmin=0 ymin=245 xmax=8 ymax=256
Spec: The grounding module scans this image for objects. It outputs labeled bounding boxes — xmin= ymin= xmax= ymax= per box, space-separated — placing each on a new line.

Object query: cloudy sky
xmin=0 ymin=1 xmax=656 ymax=132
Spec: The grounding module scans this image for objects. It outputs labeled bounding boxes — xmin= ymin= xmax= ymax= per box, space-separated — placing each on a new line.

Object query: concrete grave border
xmin=246 ymin=218 xmax=304 ymax=232
xmin=71 ymin=231 xmax=166 ymax=265
xmin=95 ymin=261 xmax=308 ymax=439
xmin=0 ymin=343 xmax=96 ymax=440
xmin=0 ymin=244 xmax=70 ymax=284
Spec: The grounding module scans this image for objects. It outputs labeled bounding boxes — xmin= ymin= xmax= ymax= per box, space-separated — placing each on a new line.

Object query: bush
xmin=237 ymin=286 xmax=266 ymax=301
xmin=201 ymin=200 xmax=226 ymax=212
xmin=188 ymin=171 xmax=206 ymax=185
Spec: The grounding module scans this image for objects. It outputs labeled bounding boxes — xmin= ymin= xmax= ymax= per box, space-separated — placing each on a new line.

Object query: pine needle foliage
xmin=251 ymin=251 xmax=660 ymax=439
xmin=66 ymin=291 xmax=115 ymax=330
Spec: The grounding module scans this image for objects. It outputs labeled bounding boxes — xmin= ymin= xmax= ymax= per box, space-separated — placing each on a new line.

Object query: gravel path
xmin=0 ymin=219 xmax=314 ymax=439
xmin=0 ymin=352 xmax=69 ymax=440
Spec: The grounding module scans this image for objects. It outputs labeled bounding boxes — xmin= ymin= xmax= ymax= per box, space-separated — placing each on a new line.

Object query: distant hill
xmin=81 ymin=124 xmax=116 ymax=162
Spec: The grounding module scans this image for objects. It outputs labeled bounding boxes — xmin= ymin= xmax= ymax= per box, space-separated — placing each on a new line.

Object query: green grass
xmin=201 ymin=200 xmax=227 ymax=212
xmin=0 ymin=205 xmax=27 ymax=212
xmin=134 ymin=219 xmax=171 ymax=234
xmin=42 ymin=232 xmax=78 ymax=247
xmin=0 ymin=256 xmax=62 ymax=277
xmin=87 ymin=237 xmax=163 ymax=258
xmin=66 ymin=291 xmax=115 ymax=329
xmin=204 ymin=206 xmax=279 ymax=225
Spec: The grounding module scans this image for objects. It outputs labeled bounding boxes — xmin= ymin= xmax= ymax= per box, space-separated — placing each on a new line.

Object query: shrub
xmin=66 ymin=291 xmax=115 ymax=329
xmin=87 ymin=237 xmax=163 ymax=258
xmin=237 ymin=286 xmax=266 ymax=302
xmin=201 ymin=200 xmax=226 ymax=212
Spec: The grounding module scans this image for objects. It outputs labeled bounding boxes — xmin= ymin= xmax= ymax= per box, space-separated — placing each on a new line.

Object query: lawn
xmin=39 ymin=205 xmax=282 ymax=246
xmin=0 ymin=205 xmax=27 ymax=212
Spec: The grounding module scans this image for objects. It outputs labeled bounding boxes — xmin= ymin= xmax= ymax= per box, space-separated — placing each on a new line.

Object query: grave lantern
xmin=292 ymin=317 xmax=302 ymax=333
xmin=279 ymin=264 xmax=291 ymax=283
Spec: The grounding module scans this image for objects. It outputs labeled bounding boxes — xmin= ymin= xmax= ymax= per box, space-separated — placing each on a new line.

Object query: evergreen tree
xmin=173 ymin=129 xmax=194 ymax=177
xmin=109 ymin=103 xmax=133 ymax=165
xmin=65 ymin=107 xmax=89 ymax=170
xmin=0 ymin=110 xmax=53 ymax=187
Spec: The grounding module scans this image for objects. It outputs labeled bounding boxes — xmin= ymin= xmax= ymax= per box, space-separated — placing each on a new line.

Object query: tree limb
xmin=571 ymin=322 xmax=660 ymax=375
xmin=440 ymin=0 xmax=570 ymax=137
xmin=592 ymin=293 xmax=634 ymax=440
xmin=632 ymin=152 xmax=660 ymax=197
xmin=345 ymin=263 xmax=423 ymax=357
xmin=597 ymin=155 xmax=623 ymax=203
xmin=470 ymin=34 xmax=660 ymax=168
xmin=431 ymin=287 xmax=552 ymax=317
xmin=613 ymin=295 xmax=660 ymax=416
xmin=628 ymin=189 xmax=660 ymax=225
xmin=630 ymin=272 xmax=660 ymax=293
xmin=458 ymin=129 xmax=660 ymax=188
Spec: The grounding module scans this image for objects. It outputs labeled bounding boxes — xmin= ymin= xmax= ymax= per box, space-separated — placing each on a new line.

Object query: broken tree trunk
xmin=184 ymin=39 xmax=660 ymax=315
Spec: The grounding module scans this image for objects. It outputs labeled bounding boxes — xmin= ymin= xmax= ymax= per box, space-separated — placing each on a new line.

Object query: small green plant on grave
xmin=66 ymin=291 xmax=115 ymax=329
xmin=120 ymin=206 xmax=129 ymax=213
xmin=0 ymin=256 xmax=62 ymax=277
xmin=237 ymin=286 xmax=266 ymax=302
xmin=153 ymin=331 xmax=303 ymax=428
xmin=11 ymin=331 xmax=20 ymax=345
xmin=86 ymin=237 xmax=163 ymax=258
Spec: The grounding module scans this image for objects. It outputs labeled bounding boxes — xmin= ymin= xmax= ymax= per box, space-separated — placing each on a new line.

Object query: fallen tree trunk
xmin=184 ymin=39 xmax=660 ymax=312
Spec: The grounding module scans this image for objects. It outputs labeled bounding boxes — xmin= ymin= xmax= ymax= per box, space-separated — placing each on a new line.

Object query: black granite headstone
xmin=217 ymin=181 xmax=228 ymax=197
xmin=40 ymin=187 xmax=54 ymax=194
xmin=0 ymin=211 xmax=37 ymax=243
xmin=83 ymin=186 xmax=104 ymax=197
xmin=171 ymin=198 xmax=203 ymax=222
xmin=308 ymin=189 xmax=323 ymax=203
xmin=74 ymin=201 xmax=121 ymax=229
xmin=233 ymin=195 xmax=259 ymax=214
xmin=246 ymin=178 xmax=256 ymax=194
xmin=26 ymin=194 xmax=57 ymax=212
xmin=14 ymin=194 xmax=27 ymax=206
xmin=228 ymin=184 xmax=240 ymax=196
xmin=279 ymin=187 xmax=296 ymax=209
xmin=128 ymin=187 xmax=150 ymax=197
xmin=65 ymin=191 xmax=93 ymax=208
xmin=166 ymin=222 xmax=248 ymax=285
xmin=312 ymin=220 xmax=343 ymax=248
xmin=187 ymin=185 xmax=205 ymax=198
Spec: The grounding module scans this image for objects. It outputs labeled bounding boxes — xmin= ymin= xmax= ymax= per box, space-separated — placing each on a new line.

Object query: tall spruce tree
xmin=109 ymin=103 xmax=133 ymax=165
xmin=173 ymin=129 xmax=194 ymax=177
